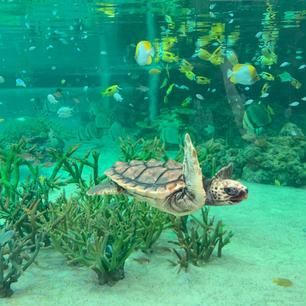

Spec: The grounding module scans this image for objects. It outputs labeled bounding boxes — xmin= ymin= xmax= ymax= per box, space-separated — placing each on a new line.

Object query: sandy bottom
xmin=1 ymin=141 xmax=306 ymax=306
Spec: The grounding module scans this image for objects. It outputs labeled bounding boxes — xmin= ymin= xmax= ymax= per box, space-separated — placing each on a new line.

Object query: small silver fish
xmin=280 ymin=62 xmax=291 ymax=67
xmin=289 ymin=101 xmax=299 ymax=107
xmin=298 ymin=64 xmax=306 ymax=70
xmin=261 ymin=93 xmax=269 ymax=98
xmin=244 ymin=99 xmax=254 ymax=105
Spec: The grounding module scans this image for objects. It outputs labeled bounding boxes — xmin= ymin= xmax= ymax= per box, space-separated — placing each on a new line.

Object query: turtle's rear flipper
xmin=87 ymin=181 xmax=124 ymax=196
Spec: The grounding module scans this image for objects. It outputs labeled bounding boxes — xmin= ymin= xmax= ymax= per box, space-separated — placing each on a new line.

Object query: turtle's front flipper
xmin=87 ymin=181 xmax=124 ymax=196
xmin=165 ymin=134 xmax=206 ymax=216
xmin=183 ymin=133 xmax=206 ymax=200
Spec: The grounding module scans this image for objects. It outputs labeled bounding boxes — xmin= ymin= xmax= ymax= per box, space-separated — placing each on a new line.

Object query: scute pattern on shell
xmin=104 ymin=159 xmax=185 ymax=199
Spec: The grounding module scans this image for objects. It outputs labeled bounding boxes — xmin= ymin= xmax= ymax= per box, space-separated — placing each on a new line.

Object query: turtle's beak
xmin=230 ymin=188 xmax=248 ymax=203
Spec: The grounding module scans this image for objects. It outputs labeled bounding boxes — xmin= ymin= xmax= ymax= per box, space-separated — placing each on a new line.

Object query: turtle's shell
xmin=105 ymin=159 xmax=185 ymax=200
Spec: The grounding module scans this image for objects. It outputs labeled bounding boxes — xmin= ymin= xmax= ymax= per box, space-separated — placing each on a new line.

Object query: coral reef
xmin=47 ymin=193 xmax=141 ymax=286
xmin=0 ymin=227 xmax=44 ymax=297
xmin=200 ymin=123 xmax=306 ymax=186
xmin=168 ymin=208 xmax=233 ymax=272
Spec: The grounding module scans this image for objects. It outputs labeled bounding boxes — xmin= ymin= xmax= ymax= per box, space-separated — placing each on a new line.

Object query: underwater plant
xmin=119 ymin=136 xmax=168 ymax=162
xmin=134 ymin=201 xmax=171 ymax=251
xmin=47 ymin=193 xmax=142 ymax=286
xmin=0 ymin=226 xmax=45 ymax=298
xmin=169 ymin=208 xmax=233 ymax=269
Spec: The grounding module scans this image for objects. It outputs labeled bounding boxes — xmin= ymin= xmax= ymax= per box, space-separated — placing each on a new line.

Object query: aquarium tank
xmin=0 ymin=0 xmax=305 ymax=305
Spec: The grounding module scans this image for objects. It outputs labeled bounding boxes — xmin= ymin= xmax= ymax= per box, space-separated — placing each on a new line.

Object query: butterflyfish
xmin=135 ymin=41 xmax=155 ymax=66
xmin=227 ymin=64 xmax=260 ymax=85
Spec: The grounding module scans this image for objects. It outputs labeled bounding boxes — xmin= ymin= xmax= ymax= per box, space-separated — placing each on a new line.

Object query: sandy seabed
xmin=1 ymin=142 xmax=305 ymax=306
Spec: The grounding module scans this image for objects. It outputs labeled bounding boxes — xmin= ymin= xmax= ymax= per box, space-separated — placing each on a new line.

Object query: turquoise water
xmin=0 ymin=0 xmax=306 ymax=304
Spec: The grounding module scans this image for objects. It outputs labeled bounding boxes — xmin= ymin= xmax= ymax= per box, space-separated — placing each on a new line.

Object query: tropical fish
xmin=184 ymin=70 xmax=196 ymax=80
xmin=243 ymin=102 xmax=273 ymax=134
xmin=161 ymin=36 xmax=177 ymax=50
xmin=166 ymin=83 xmax=175 ymax=95
xmin=290 ymin=78 xmax=301 ymax=89
xmin=280 ymin=61 xmax=290 ymax=67
xmin=113 ymin=92 xmax=123 ymax=102
xmin=273 ymin=278 xmax=293 ymax=287
xmin=274 ymin=179 xmax=280 ymax=186
xmin=260 ymin=72 xmax=274 ymax=81
xmin=196 ymin=76 xmax=211 ymax=85
xmin=209 ymin=46 xmax=224 ymax=65
xmin=278 ymin=72 xmax=292 ymax=82
xmin=227 ymin=64 xmax=260 ymax=85
xmin=148 ymin=68 xmax=161 ymax=75
xmin=160 ymin=50 xmax=178 ymax=63
xmin=195 ymin=94 xmax=204 ymax=100
xmin=261 ymin=83 xmax=269 ymax=95
xmin=181 ymin=96 xmax=191 ymax=107
xmin=16 ymin=78 xmax=26 ymax=88
xmin=47 ymin=94 xmax=59 ymax=104
xmin=244 ymin=99 xmax=254 ymax=105
xmin=165 ymin=15 xmax=175 ymax=29
xmin=0 ymin=118 xmax=4 ymax=123
xmin=160 ymin=78 xmax=168 ymax=89
xmin=175 ymin=84 xmax=189 ymax=90
xmin=192 ymin=48 xmax=211 ymax=61
xmin=164 ymin=83 xmax=176 ymax=104
xmin=179 ymin=59 xmax=194 ymax=72
xmin=259 ymin=48 xmax=277 ymax=66
xmin=57 ymin=106 xmax=73 ymax=118
xmin=135 ymin=41 xmax=155 ymax=66
xmin=102 ymin=85 xmax=120 ymax=96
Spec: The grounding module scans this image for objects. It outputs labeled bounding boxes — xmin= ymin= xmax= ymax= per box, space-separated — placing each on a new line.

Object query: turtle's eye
xmin=224 ymin=187 xmax=238 ymax=196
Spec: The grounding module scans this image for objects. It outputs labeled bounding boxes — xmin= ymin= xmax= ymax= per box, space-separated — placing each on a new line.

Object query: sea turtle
xmin=87 ymin=134 xmax=248 ymax=216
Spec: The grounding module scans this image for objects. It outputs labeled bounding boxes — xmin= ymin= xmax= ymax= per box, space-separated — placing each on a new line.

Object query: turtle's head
xmin=203 ymin=163 xmax=248 ymax=206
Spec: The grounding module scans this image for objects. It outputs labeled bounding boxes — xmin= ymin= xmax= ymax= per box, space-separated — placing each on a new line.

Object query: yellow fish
xmin=193 ymin=48 xmax=211 ymax=61
xmin=96 ymin=3 xmax=115 ymax=18
xmin=261 ymin=83 xmax=269 ymax=95
xmin=259 ymin=47 xmax=278 ymax=66
xmin=166 ymin=83 xmax=175 ymax=96
xmin=161 ymin=36 xmax=177 ymax=50
xmin=184 ymin=71 xmax=196 ymax=81
xmin=196 ymin=76 xmax=211 ymax=85
xmin=160 ymin=51 xmax=178 ymax=63
xmin=196 ymin=35 xmax=212 ymax=48
xmin=0 ymin=118 xmax=4 ymax=123
xmin=274 ymin=179 xmax=280 ymax=187
xmin=181 ymin=96 xmax=191 ymax=107
xmin=179 ymin=59 xmax=194 ymax=73
xmin=209 ymin=46 xmax=224 ymax=65
xmin=102 ymin=85 xmax=120 ymax=96
xmin=291 ymin=78 xmax=301 ymax=89
xmin=227 ymin=64 xmax=260 ymax=85
xmin=165 ymin=15 xmax=175 ymax=29
xmin=135 ymin=41 xmax=155 ymax=66
xmin=260 ymin=72 xmax=275 ymax=81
